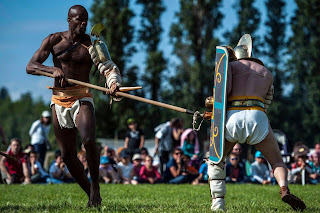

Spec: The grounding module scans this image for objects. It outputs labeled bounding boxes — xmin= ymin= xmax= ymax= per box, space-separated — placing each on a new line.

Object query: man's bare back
xmin=227 ymin=59 xmax=273 ymax=99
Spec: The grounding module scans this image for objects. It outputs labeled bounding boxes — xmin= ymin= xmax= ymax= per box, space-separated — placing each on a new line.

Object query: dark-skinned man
xmin=26 ymin=5 xmax=121 ymax=207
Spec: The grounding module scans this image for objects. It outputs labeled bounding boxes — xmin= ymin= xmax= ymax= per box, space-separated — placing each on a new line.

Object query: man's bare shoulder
xmin=45 ymin=31 xmax=67 ymax=46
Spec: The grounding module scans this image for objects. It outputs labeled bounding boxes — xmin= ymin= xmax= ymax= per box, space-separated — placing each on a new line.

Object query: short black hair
xmin=172 ymin=147 xmax=184 ymax=154
xmin=55 ymin=150 xmax=62 ymax=159
xmin=68 ymin=5 xmax=88 ymax=18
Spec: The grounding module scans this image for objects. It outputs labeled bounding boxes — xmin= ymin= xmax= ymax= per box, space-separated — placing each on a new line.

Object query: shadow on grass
xmin=0 ymin=203 xmax=188 ymax=213
xmin=0 ymin=203 xmax=77 ymax=212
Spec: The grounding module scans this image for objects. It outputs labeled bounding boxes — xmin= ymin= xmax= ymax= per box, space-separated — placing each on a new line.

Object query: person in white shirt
xmin=29 ymin=111 xmax=51 ymax=166
xmin=117 ymin=149 xmax=134 ymax=184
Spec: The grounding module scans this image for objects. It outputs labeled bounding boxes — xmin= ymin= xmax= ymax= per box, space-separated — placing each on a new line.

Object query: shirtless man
xmin=207 ymin=36 xmax=306 ymax=211
xmin=26 ymin=5 xmax=121 ymax=207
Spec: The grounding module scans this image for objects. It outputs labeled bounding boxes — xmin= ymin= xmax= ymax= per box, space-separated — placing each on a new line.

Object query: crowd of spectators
xmin=1 ymin=116 xmax=320 ymax=186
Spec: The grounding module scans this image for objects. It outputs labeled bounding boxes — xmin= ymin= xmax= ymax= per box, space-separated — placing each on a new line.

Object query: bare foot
xmin=87 ymin=185 xmax=102 ymax=207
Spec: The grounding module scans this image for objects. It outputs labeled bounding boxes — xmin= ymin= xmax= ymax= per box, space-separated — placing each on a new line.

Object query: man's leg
xmin=255 ymin=126 xmax=306 ymax=211
xmin=208 ymin=140 xmax=235 ymax=211
xmin=52 ymin=106 xmax=91 ymax=197
xmin=168 ymin=175 xmax=187 ymax=184
xmin=75 ymin=102 xmax=101 ymax=207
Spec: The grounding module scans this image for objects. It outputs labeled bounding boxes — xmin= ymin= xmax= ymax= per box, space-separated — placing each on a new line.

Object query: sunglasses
xmin=175 ymin=152 xmax=182 ymax=155
xmin=230 ymin=158 xmax=238 ymax=161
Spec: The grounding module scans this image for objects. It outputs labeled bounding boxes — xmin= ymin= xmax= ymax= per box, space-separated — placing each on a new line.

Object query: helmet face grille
xmin=234 ymin=45 xmax=249 ymax=59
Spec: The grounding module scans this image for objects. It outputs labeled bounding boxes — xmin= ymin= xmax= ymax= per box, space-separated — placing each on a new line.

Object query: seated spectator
xmin=99 ymin=156 xmax=118 ymax=184
xmin=291 ymin=155 xmax=313 ymax=184
xmin=226 ymin=152 xmax=246 ymax=183
xmin=250 ymin=151 xmax=271 ymax=184
xmin=116 ymin=147 xmax=125 ymax=163
xmin=192 ymin=152 xmax=209 ymax=185
xmin=140 ymin=147 xmax=149 ymax=163
xmin=124 ymin=118 xmax=145 ymax=157
xmin=132 ymin=154 xmax=143 ymax=184
xmin=48 ymin=151 xmax=74 ymax=184
xmin=183 ymin=155 xmax=199 ymax=183
xmin=162 ymin=148 xmax=187 ymax=184
xmin=139 ymin=155 xmax=161 ymax=184
xmin=77 ymin=150 xmax=90 ymax=180
xmin=0 ymin=138 xmax=31 ymax=184
xmin=117 ymin=149 xmax=134 ymax=184
xmin=309 ymin=152 xmax=320 ymax=183
xmin=28 ymin=150 xmax=49 ymax=183
xmin=180 ymin=129 xmax=200 ymax=169
xmin=103 ymin=146 xmax=118 ymax=174
xmin=290 ymin=143 xmax=313 ymax=184
xmin=24 ymin=144 xmax=35 ymax=154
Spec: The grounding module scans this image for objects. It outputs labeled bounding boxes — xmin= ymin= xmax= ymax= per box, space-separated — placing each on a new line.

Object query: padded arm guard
xmin=264 ymin=84 xmax=274 ymax=110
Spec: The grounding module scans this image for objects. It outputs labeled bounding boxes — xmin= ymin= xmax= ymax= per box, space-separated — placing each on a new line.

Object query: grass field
xmin=0 ymin=184 xmax=319 ymax=212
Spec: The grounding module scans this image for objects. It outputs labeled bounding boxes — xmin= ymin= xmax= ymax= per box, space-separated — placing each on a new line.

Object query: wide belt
xmin=228 ymin=99 xmax=265 ymax=109
xmin=51 ymin=87 xmax=90 ymax=97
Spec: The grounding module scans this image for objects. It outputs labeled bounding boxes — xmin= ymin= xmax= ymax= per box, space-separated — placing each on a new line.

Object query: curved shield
xmin=209 ymin=46 xmax=229 ymax=164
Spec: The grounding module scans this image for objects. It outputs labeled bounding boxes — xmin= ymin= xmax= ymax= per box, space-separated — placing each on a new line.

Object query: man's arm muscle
xmin=26 ymin=34 xmax=59 ymax=75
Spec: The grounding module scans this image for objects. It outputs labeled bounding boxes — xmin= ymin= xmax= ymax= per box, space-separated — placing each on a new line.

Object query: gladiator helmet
xmin=234 ymin=34 xmax=252 ymax=59
xmin=233 ymin=34 xmax=264 ymax=65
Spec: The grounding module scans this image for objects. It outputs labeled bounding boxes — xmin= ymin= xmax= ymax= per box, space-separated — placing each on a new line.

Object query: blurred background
xmin=0 ymin=0 xmax=319 ymax=152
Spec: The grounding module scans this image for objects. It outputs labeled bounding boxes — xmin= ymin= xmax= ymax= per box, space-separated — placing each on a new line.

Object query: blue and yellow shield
xmin=209 ymin=46 xmax=229 ymax=164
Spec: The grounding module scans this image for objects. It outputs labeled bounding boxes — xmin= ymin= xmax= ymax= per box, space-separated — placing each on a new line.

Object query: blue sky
xmin=0 ymin=0 xmax=296 ymax=103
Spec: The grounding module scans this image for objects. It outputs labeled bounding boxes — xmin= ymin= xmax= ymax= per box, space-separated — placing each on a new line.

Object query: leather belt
xmin=228 ymin=99 xmax=265 ymax=109
xmin=52 ymin=87 xmax=90 ymax=97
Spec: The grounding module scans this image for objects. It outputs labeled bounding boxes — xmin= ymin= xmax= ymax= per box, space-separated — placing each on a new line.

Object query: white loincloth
xmin=225 ymin=110 xmax=269 ymax=145
xmin=50 ymin=97 xmax=94 ymax=129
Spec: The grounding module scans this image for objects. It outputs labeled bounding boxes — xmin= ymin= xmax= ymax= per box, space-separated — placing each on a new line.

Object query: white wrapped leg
xmin=207 ymin=161 xmax=226 ymax=211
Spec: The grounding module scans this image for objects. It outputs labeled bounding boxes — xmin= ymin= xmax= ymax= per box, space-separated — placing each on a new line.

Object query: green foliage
xmin=224 ymin=0 xmax=261 ymax=55
xmin=0 ymin=87 xmax=56 ymax=150
xmin=263 ymin=0 xmax=290 ymax=141
xmin=287 ymin=0 xmax=320 ymax=146
xmin=135 ymin=0 xmax=167 ymax=133
xmin=168 ymin=0 xmax=223 ymax=141
xmin=90 ymin=0 xmax=139 ymax=139
xmin=0 ymin=184 xmax=319 ymax=212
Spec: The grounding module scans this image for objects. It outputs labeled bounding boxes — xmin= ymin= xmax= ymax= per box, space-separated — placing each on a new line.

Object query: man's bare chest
xmin=53 ymin=41 xmax=91 ymax=64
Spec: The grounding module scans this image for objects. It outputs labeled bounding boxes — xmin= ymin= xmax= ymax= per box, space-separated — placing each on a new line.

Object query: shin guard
xmin=208 ymin=161 xmax=226 ymax=211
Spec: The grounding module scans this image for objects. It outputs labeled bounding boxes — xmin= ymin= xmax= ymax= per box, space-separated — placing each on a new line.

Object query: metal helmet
xmin=234 ymin=34 xmax=252 ymax=59
xmin=233 ymin=34 xmax=264 ymax=66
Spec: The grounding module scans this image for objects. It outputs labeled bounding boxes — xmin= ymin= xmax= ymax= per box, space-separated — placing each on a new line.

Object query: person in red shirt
xmin=139 ymin=155 xmax=161 ymax=184
xmin=0 ymin=138 xmax=30 ymax=184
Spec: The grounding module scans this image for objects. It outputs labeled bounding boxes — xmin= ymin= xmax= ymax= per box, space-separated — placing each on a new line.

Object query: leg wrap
xmin=208 ymin=161 xmax=226 ymax=199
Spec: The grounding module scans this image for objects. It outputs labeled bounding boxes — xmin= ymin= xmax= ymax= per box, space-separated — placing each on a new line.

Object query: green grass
xmin=0 ymin=184 xmax=319 ymax=212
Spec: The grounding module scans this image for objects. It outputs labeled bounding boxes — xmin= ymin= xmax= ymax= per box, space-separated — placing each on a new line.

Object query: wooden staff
xmin=0 ymin=151 xmax=18 ymax=162
xmin=35 ymin=70 xmax=195 ymax=115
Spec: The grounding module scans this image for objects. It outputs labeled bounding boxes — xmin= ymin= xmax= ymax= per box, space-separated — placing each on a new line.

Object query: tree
xmin=169 ymin=0 xmax=223 ymax=109
xmin=135 ymin=0 xmax=167 ymax=134
xmin=224 ymin=0 xmax=261 ymax=55
xmin=263 ymin=0 xmax=289 ymax=138
xmin=0 ymin=89 xmax=55 ymax=150
xmin=287 ymin=0 xmax=320 ymax=146
xmin=90 ymin=0 xmax=138 ymax=138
